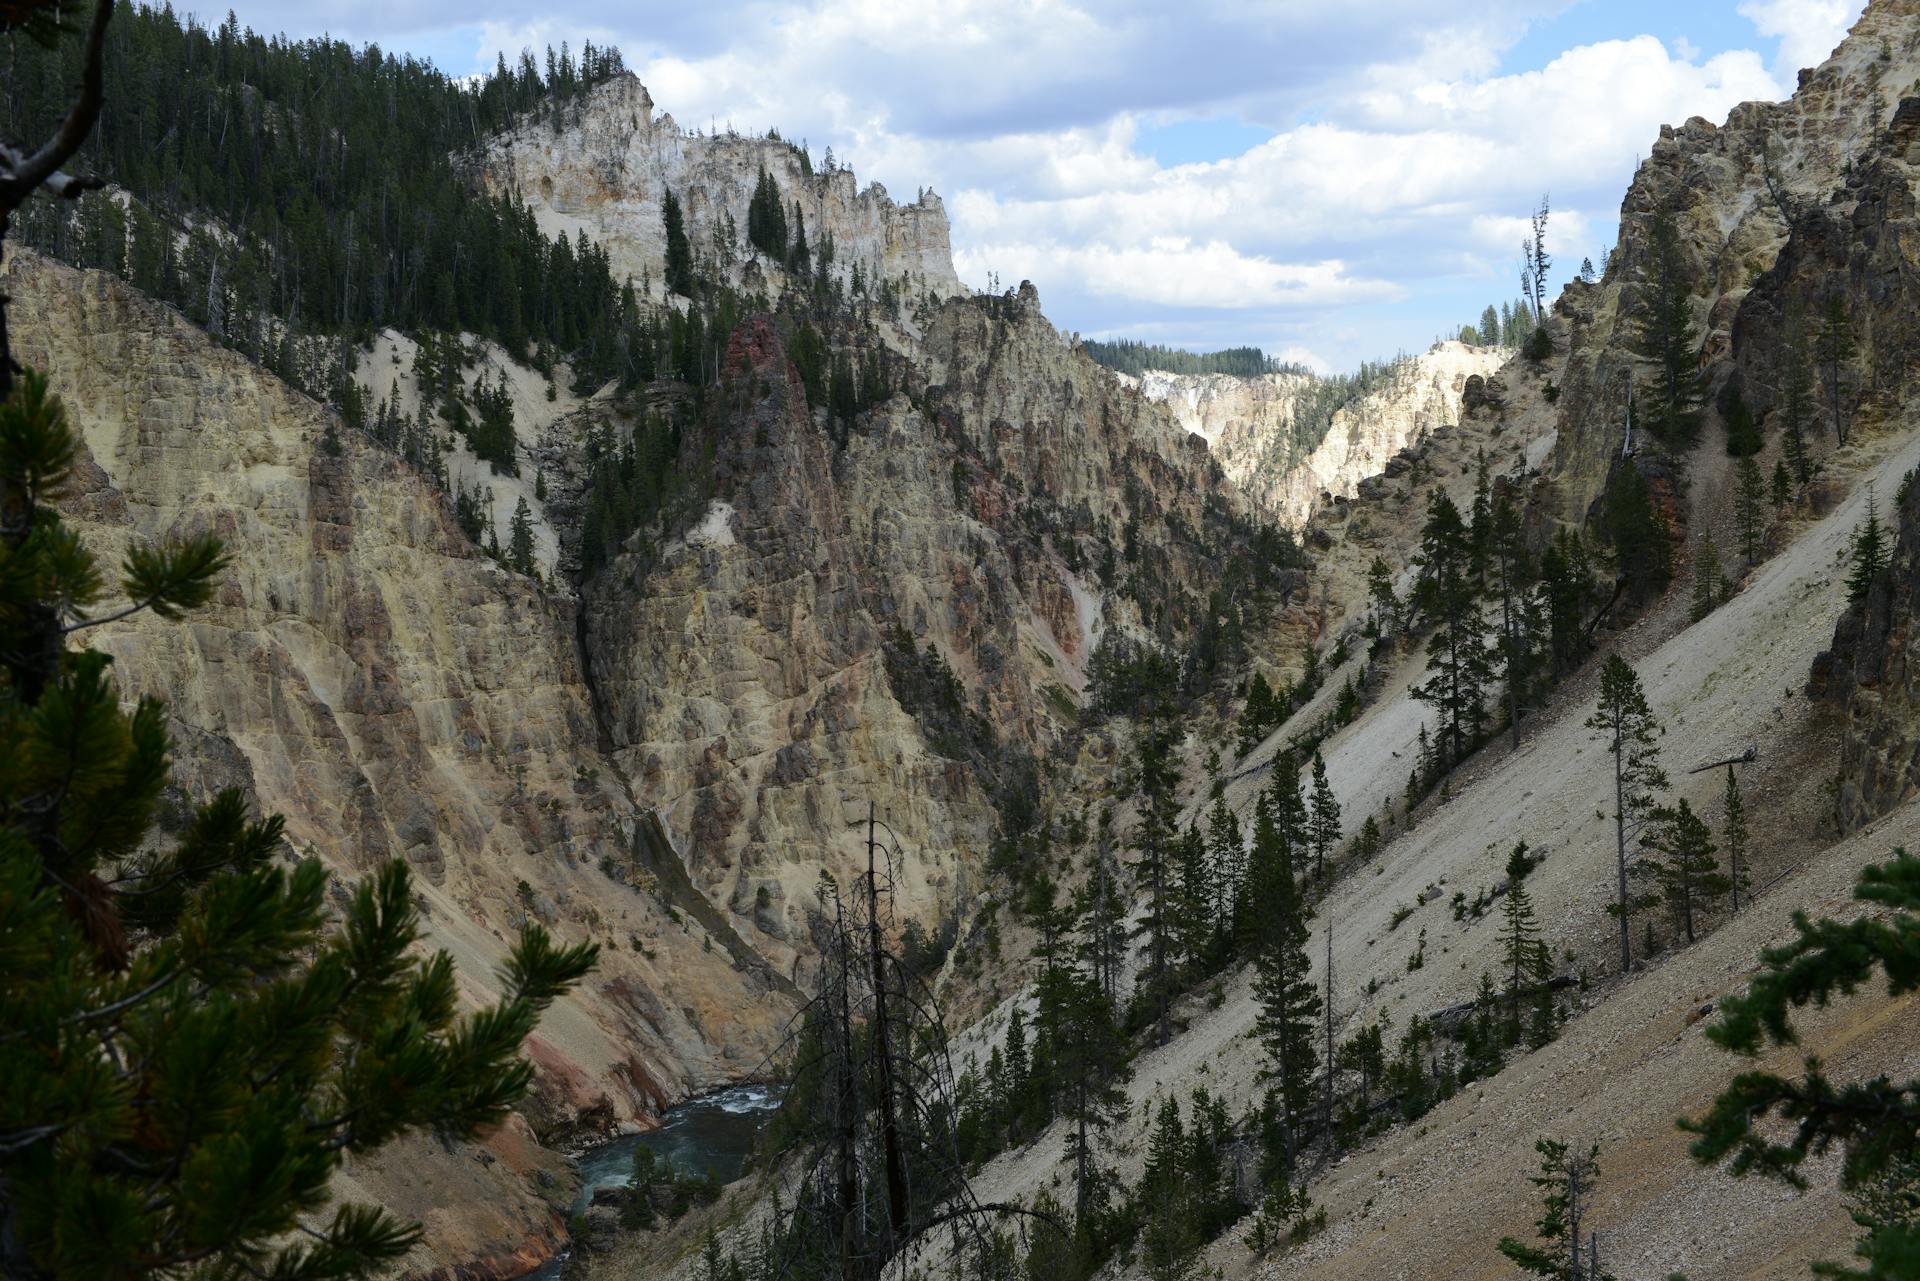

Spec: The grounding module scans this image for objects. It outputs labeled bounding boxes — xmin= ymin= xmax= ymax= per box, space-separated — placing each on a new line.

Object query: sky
xmin=220 ymin=0 xmax=1865 ymax=372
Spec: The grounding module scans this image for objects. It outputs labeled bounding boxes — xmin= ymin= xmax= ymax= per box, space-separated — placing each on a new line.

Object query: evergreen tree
xmin=1780 ymin=333 xmax=1816 ymax=486
xmin=1722 ymin=766 xmax=1752 ymax=913
xmin=1690 ymin=529 xmax=1728 ymax=622
xmin=1238 ymin=671 xmax=1280 ymax=756
xmin=1204 ymin=797 xmax=1244 ymax=959
xmin=1587 ymin=655 xmax=1668 ymax=973
xmin=1247 ymin=767 xmax=1319 ymax=1177
xmin=1722 ymin=382 xmax=1762 ymax=456
xmin=508 ymin=495 xmax=536 ymax=574
xmin=1815 ymin=296 xmax=1857 ymax=445
xmin=1481 ymin=304 xmax=1502 ymax=348
xmin=1734 ymin=454 xmax=1769 ymax=566
xmin=663 ymin=187 xmax=694 ymax=297
xmin=1308 ymin=752 xmax=1341 ymax=881
xmin=1489 ymin=485 xmax=1539 ymax=745
xmin=1538 ymin=529 xmax=1596 ymax=679
xmin=1634 ymin=209 xmax=1704 ymax=442
xmin=1771 ymin=458 xmax=1794 ymax=512
xmin=786 ymin=203 xmax=812 ymax=278
xmin=1129 ymin=714 xmax=1183 ymax=1047
xmin=1498 ymin=843 xmax=1554 ymax=1046
xmin=1684 ymin=849 xmax=1920 ymax=1277
xmin=1497 ymin=1138 xmax=1611 ymax=1281
xmin=1054 ymin=966 xmax=1128 ymax=1227
xmin=1366 ymin=556 xmax=1402 ymax=641
xmin=1638 ymin=798 xmax=1727 ymax=945
xmin=1603 ymin=460 xmax=1672 ymax=599
xmin=1139 ymin=1099 xmax=1200 ymax=1280
xmin=1412 ymin=490 xmax=1492 ymax=767
xmin=0 ymin=371 xmax=597 ymax=1279
xmin=1846 ymin=486 xmax=1890 ymax=607
xmin=1172 ymin=824 xmax=1213 ymax=974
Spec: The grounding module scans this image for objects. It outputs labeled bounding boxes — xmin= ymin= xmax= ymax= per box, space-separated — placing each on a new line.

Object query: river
xmin=529 ymin=1085 xmax=785 ymax=1279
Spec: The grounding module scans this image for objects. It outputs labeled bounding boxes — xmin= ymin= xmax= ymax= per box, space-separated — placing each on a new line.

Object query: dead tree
xmin=753 ymin=810 xmax=1061 ymax=1281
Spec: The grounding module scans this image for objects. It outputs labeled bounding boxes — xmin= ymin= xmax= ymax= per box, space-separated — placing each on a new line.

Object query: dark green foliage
xmin=1128 ymin=713 xmax=1184 ymax=1047
xmin=1847 ymin=487 xmax=1890 ymax=607
xmin=1248 ymin=765 xmax=1319 ymax=1179
xmin=1522 ymin=323 xmax=1553 ymax=362
xmin=1634 ymin=210 xmax=1705 ymax=442
xmin=1637 ymin=798 xmax=1728 ymax=945
xmin=1536 ymin=530 xmax=1597 ymax=679
xmin=1080 ymin=340 xmax=1281 ymax=378
xmin=508 ymin=496 xmax=536 ymax=574
xmin=1411 ymin=490 xmax=1492 ymax=768
xmin=6 ymin=14 xmax=638 ymax=386
xmin=1781 ymin=334 xmax=1817 ymax=485
xmin=746 ymin=167 xmax=790 ymax=261
xmin=1690 ymin=530 xmax=1728 ymax=622
xmin=0 ymin=371 xmax=596 ymax=1280
xmin=1499 ymin=843 xmax=1557 ymax=1047
xmin=1237 ymin=671 xmax=1283 ymax=756
xmin=1815 ymin=297 xmax=1858 ymax=446
xmin=1602 ymin=460 xmax=1672 ymax=599
xmin=1497 ymin=1138 xmax=1612 ymax=1280
xmin=1683 ymin=850 xmax=1920 ymax=1278
xmin=663 ymin=188 xmax=694 ymax=298
xmin=1588 ymin=655 xmax=1668 ymax=972
xmin=1735 ymin=455 xmax=1769 ymax=566
xmin=577 ymin=412 xmax=695 ymax=572
xmin=1722 ymin=381 xmax=1763 ymax=456
xmin=1085 ymin=632 xmax=1178 ymax=720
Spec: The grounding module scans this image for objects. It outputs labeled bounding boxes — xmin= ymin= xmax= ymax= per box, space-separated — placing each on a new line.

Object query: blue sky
xmin=223 ymin=0 xmax=1864 ymax=372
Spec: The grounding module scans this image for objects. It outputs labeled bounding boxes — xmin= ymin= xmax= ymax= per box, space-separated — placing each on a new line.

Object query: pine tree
xmin=1587 ymin=655 xmax=1668 ymax=973
xmin=1238 ymin=671 xmax=1279 ymax=756
xmin=1734 ymin=454 xmax=1768 ymax=566
xmin=1684 ymin=850 xmax=1920 ymax=1276
xmin=1412 ymin=490 xmax=1493 ymax=767
xmin=1690 ymin=529 xmax=1727 ymax=622
xmin=0 ymin=371 xmax=598 ymax=1279
xmin=663 ymin=187 xmax=694 ymax=297
xmin=1140 ymin=1098 xmax=1200 ymax=1280
xmin=1366 ymin=556 xmax=1402 ymax=641
xmin=1129 ymin=715 xmax=1183 ymax=1047
xmin=1771 ymin=458 xmax=1793 ymax=512
xmin=1635 ymin=209 xmax=1704 ymax=442
xmin=1638 ymin=798 xmax=1728 ymax=945
xmin=1780 ymin=330 xmax=1816 ymax=486
xmin=1308 ymin=752 xmax=1341 ymax=881
xmin=1055 ymin=966 xmax=1128 ymax=1226
xmin=1815 ymin=296 xmax=1857 ymax=445
xmin=1247 ymin=769 xmax=1319 ymax=1177
xmin=1481 ymin=304 xmax=1501 ymax=347
xmin=508 ymin=495 xmax=536 ymax=574
xmin=1722 ymin=766 xmax=1752 ymax=913
xmin=1490 ymin=486 xmax=1539 ymax=745
xmin=1846 ymin=486 xmax=1890 ymax=607
xmin=1204 ymin=797 xmax=1244 ymax=959
xmin=1603 ymin=460 xmax=1672 ymax=599
xmin=1538 ymin=529 xmax=1596 ymax=678
xmin=1499 ymin=843 xmax=1553 ymax=1046
xmin=1497 ymin=1138 xmax=1611 ymax=1281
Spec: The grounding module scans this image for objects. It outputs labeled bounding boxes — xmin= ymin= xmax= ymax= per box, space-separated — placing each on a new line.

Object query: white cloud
xmin=227 ymin=0 xmax=1837 ymax=368
xmin=1738 ymin=0 xmax=1860 ymax=77
xmin=957 ymin=238 xmax=1400 ymax=310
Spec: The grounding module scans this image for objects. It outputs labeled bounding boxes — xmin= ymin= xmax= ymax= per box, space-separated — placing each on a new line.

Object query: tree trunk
xmin=1613 ymin=717 xmax=1631 ymax=974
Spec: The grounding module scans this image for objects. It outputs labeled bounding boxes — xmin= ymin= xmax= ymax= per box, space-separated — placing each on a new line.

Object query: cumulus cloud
xmin=226 ymin=0 xmax=1840 ymax=367
xmin=1737 ymin=0 xmax=1862 ymax=78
